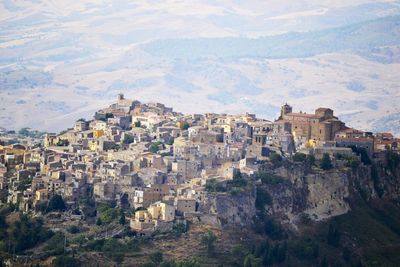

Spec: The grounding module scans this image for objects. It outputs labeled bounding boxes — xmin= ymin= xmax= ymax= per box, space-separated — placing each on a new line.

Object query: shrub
xmin=53 ymin=255 xmax=80 ymax=267
xmin=119 ymin=210 xmax=126 ymax=225
xmin=45 ymin=232 xmax=65 ymax=255
xmin=228 ymin=172 xmax=247 ymax=187
xmin=56 ymin=139 xmax=69 ymax=146
xmin=327 ymin=224 xmax=340 ymax=247
xmin=386 ymin=150 xmax=400 ymax=173
xmin=231 ymin=245 xmax=250 ymax=265
xmin=264 ymin=217 xmax=285 ymax=240
xmin=123 ymin=135 xmax=134 ymax=145
xmin=5 ymin=214 xmax=53 ymax=252
xmin=349 ymin=146 xmax=371 ymax=165
xmin=180 ymin=122 xmax=190 ymax=130
xmin=269 ymin=153 xmax=283 ymax=168
xmin=243 ymin=254 xmax=262 ymax=267
xmin=150 ymin=250 xmax=163 ymax=264
xmin=257 ymin=172 xmax=284 ymax=185
xmin=172 ymin=223 xmax=187 ymax=237
xmin=67 ymin=225 xmax=80 ymax=234
xmin=346 ymin=157 xmax=360 ymax=169
xmin=293 ymin=152 xmax=307 ymax=162
xmin=290 ymin=238 xmax=319 ymax=260
xmin=201 ymin=230 xmax=217 ymax=256
xmin=205 ymin=179 xmax=226 ymax=193
xmin=17 ymin=177 xmax=33 ymax=191
xmin=320 ymin=153 xmax=333 ymax=170
xmin=255 ymin=187 xmax=272 ymax=210
xmin=47 ymin=195 xmax=66 ymax=212
xmin=306 ymin=154 xmax=316 ymax=166
xmin=149 ymin=142 xmax=162 ymax=153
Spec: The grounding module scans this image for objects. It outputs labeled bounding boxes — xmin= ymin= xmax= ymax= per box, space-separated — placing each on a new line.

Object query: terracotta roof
xmin=339 ymin=128 xmax=363 ymax=133
xmin=285 ymin=112 xmax=319 ymax=118
xmin=336 ymin=137 xmax=373 ymax=142
xmin=278 ymin=119 xmax=310 ymax=125
xmin=380 ymin=133 xmax=394 ymax=138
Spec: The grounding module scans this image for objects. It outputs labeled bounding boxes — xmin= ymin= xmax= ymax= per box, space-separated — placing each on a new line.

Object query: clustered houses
xmin=0 ymin=96 xmax=399 ymax=234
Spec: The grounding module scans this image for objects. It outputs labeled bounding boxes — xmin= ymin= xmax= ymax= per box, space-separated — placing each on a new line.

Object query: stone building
xmin=277 ymin=103 xmax=346 ymax=146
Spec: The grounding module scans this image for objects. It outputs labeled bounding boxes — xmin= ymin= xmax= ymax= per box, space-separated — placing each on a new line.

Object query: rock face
xmin=262 ymin=158 xmax=400 ymax=224
xmin=260 ymin=162 xmax=351 ymax=223
xmin=199 ymin=157 xmax=400 ymax=228
xmin=304 ymin=170 xmax=350 ymax=220
xmin=199 ymin=186 xmax=257 ymax=227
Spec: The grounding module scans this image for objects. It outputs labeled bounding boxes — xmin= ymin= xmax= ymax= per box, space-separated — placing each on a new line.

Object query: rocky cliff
xmin=200 ymin=153 xmax=400 ymax=228
xmin=198 ymin=186 xmax=257 ymax=227
xmin=259 ymin=155 xmax=400 ymax=225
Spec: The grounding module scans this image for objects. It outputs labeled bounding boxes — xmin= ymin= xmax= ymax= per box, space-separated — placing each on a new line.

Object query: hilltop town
xmin=0 ymin=94 xmax=399 ymax=266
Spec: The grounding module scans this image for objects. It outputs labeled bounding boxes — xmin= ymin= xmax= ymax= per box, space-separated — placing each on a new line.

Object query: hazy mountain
xmin=1 ymin=0 xmax=399 ymax=134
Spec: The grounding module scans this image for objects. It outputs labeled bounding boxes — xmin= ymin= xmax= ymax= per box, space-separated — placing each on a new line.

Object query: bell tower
xmin=280 ymin=103 xmax=292 ymax=119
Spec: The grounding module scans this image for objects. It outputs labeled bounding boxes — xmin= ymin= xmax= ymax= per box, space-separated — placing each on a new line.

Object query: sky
xmin=1 ymin=0 xmax=400 ymax=134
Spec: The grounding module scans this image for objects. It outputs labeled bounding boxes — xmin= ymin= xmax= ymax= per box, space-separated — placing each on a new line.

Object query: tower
xmin=280 ymin=103 xmax=292 ymax=119
xmin=118 ymin=93 xmax=124 ymax=101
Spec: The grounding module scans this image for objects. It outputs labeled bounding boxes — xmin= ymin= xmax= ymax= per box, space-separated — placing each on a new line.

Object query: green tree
xmin=269 ymin=153 xmax=282 ymax=168
xmin=257 ymin=172 xmax=284 ymax=185
xmin=255 ymin=187 xmax=272 ymax=210
xmin=293 ymin=152 xmax=307 ymax=162
xmin=123 ymin=135 xmax=134 ymax=145
xmin=327 ymin=224 xmax=340 ymax=247
xmin=346 ymin=156 xmax=360 ymax=170
xmin=306 ymin=154 xmax=316 ymax=166
xmin=47 ymin=195 xmax=66 ymax=212
xmin=67 ymin=225 xmax=80 ymax=234
xmin=119 ymin=210 xmax=126 ymax=225
xmin=53 ymin=255 xmax=80 ymax=267
xmin=45 ymin=232 xmax=66 ymax=255
xmin=229 ymin=171 xmax=247 ymax=187
xmin=290 ymin=238 xmax=319 ymax=260
xmin=201 ymin=230 xmax=217 ymax=256
xmin=100 ymin=207 xmax=119 ymax=224
xmin=244 ymin=254 xmax=262 ymax=267
xmin=349 ymin=146 xmax=371 ymax=165
xmin=17 ymin=177 xmax=33 ymax=191
xmin=342 ymin=247 xmax=351 ymax=262
xmin=264 ymin=217 xmax=285 ymax=240
xmin=18 ymin=127 xmax=31 ymax=137
xmin=72 ymin=235 xmax=86 ymax=247
xmin=276 ymin=242 xmax=287 ymax=263
xmin=56 ymin=139 xmax=69 ymax=146
xmin=231 ymin=245 xmax=250 ymax=265
xmin=180 ymin=122 xmax=190 ymax=130
xmin=320 ymin=153 xmax=333 ymax=170
xmin=6 ymin=214 xmax=53 ymax=252
xmin=386 ymin=150 xmax=400 ymax=174
xmin=149 ymin=142 xmax=162 ymax=153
